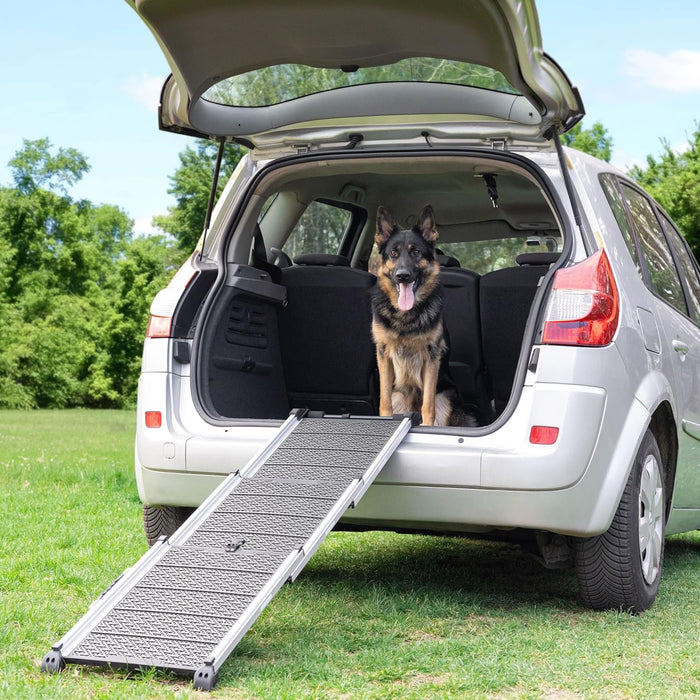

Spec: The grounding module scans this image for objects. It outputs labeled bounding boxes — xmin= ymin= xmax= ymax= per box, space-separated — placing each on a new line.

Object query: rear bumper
xmin=136 ymin=373 xmax=647 ymax=537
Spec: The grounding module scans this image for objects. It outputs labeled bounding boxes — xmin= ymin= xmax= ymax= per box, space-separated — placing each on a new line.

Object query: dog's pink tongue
xmin=397 ymin=283 xmax=415 ymax=311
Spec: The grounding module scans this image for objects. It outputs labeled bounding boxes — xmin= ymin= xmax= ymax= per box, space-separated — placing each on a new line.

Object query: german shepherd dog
xmin=371 ymin=205 xmax=469 ymax=426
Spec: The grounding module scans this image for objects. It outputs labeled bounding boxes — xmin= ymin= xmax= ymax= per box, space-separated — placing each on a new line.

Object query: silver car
xmin=130 ymin=0 xmax=700 ymax=613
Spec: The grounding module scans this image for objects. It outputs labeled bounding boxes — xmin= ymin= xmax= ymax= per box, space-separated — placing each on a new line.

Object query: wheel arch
xmin=647 ymin=400 xmax=677 ymax=522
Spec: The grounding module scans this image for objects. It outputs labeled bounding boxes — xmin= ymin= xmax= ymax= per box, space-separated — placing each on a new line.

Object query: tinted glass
xmin=204 ymin=59 xmax=519 ymax=107
xmin=283 ymin=200 xmax=351 ymax=258
xmin=599 ymin=174 xmax=642 ymax=275
xmin=621 ymin=184 xmax=687 ymax=315
xmin=660 ymin=211 xmax=700 ymax=325
xmin=438 ymin=235 xmax=561 ymax=275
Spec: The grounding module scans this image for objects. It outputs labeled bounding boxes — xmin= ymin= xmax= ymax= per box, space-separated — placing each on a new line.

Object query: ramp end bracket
xmin=41 ymin=646 xmax=65 ymax=675
xmin=193 ymin=661 xmax=218 ymax=691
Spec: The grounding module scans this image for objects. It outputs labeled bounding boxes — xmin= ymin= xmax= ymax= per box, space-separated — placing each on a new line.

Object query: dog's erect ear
xmin=417 ymin=205 xmax=438 ymax=243
xmin=375 ymin=206 xmax=398 ymax=248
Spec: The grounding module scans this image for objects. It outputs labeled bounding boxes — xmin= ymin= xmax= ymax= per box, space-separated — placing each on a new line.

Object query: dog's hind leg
xmin=376 ymin=344 xmax=395 ymax=417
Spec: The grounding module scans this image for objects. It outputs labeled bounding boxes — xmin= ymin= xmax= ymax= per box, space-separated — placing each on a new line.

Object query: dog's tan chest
xmin=372 ymin=321 xmax=444 ymax=388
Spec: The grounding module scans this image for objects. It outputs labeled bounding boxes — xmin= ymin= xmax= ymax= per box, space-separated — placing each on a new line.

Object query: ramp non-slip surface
xmin=43 ymin=412 xmax=415 ymax=689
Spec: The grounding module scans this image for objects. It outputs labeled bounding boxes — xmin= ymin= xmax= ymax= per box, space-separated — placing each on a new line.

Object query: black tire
xmin=573 ymin=429 xmax=666 ymax=613
xmin=142 ymin=505 xmax=193 ymax=546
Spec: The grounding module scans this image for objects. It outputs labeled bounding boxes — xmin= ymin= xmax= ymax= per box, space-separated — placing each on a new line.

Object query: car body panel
xmin=652 ymin=295 xmax=700 ymax=508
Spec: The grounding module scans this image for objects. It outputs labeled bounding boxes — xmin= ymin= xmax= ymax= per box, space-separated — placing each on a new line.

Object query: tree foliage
xmin=9 ymin=137 xmax=89 ymax=196
xmin=563 ymin=121 xmax=613 ymax=162
xmin=0 ymin=139 xmax=181 ymax=408
xmin=154 ymin=139 xmax=245 ymax=251
xmin=630 ymin=125 xmax=700 ymax=259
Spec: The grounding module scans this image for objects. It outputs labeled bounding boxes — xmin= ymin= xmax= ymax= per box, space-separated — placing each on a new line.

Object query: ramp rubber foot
xmin=41 ymin=648 xmax=65 ymax=674
xmin=193 ymin=663 xmax=217 ymax=691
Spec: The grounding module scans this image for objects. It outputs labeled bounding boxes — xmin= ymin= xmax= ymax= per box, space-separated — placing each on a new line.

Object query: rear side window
xmin=621 ymin=183 xmax=687 ymax=315
xmin=660 ymin=211 xmax=700 ymax=325
xmin=283 ymin=200 xmax=353 ymax=258
xmin=599 ymin=174 xmax=642 ymax=275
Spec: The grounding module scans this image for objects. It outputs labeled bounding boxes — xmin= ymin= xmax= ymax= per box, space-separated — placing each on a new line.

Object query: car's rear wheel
xmin=142 ymin=505 xmax=193 ymax=546
xmin=573 ymin=429 xmax=666 ymax=613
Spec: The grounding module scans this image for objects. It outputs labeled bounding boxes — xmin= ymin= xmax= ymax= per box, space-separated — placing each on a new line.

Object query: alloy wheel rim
xmin=639 ymin=453 xmax=664 ymax=585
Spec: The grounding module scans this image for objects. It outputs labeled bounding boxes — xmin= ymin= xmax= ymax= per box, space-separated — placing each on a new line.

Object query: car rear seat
xmin=279 ymin=253 xmax=378 ymax=415
xmin=437 ymin=254 xmax=490 ymax=422
xmin=479 ymin=252 xmax=559 ymax=415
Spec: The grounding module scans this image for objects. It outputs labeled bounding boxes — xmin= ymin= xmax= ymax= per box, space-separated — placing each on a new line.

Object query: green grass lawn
xmin=1 ymin=409 xmax=699 ymax=699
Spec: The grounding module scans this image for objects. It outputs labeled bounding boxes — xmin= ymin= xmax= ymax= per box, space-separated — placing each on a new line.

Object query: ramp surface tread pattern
xmin=63 ymin=416 xmax=405 ymax=673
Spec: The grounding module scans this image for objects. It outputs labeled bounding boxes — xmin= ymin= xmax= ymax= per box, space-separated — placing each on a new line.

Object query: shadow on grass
xmin=299 ymin=532 xmax=581 ymax=612
xmin=299 ymin=528 xmax=700 ymax=613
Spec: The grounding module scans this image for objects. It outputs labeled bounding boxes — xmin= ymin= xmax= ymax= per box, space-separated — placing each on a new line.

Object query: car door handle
xmin=672 ymin=339 xmax=689 ymax=355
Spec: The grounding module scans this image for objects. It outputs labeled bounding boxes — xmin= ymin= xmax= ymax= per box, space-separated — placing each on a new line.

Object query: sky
xmin=0 ymin=0 xmax=698 ymax=237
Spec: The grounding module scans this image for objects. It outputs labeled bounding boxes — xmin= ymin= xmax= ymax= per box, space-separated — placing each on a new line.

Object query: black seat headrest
xmin=515 ymin=252 xmax=560 ymax=266
xmin=293 ymin=253 xmax=350 ymax=267
xmin=436 ymin=254 xmax=461 ymax=268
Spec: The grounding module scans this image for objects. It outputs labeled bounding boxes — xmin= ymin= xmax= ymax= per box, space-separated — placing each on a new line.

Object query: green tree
xmin=0 ymin=138 xmax=177 ymax=408
xmin=101 ymin=235 xmax=183 ymax=401
xmin=154 ymin=139 xmax=245 ymax=251
xmin=630 ymin=125 xmax=700 ymax=259
xmin=0 ymin=140 xmax=133 ymax=301
xmin=563 ymin=121 xmax=613 ymax=162
xmin=9 ymin=137 xmax=89 ymax=195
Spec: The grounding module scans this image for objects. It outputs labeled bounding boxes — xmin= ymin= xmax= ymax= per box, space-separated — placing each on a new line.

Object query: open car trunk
xmin=190 ymin=150 xmax=566 ymax=427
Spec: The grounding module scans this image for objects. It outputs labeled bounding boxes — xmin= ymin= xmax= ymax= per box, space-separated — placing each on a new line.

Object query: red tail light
xmin=530 ymin=426 xmax=559 ymax=445
xmin=145 ymin=411 xmax=162 ymax=428
xmin=542 ymin=249 xmax=619 ymax=346
xmin=146 ymin=314 xmax=172 ymax=338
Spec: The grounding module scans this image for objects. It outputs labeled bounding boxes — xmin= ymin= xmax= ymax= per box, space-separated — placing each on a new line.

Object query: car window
xmin=283 ymin=200 xmax=352 ymax=259
xmin=204 ymin=59 xmax=519 ymax=107
xmin=437 ymin=235 xmax=561 ymax=276
xmin=659 ymin=211 xmax=700 ymax=325
xmin=599 ymin=174 xmax=642 ymax=275
xmin=621 ymin=183 xmax=687 ymax=316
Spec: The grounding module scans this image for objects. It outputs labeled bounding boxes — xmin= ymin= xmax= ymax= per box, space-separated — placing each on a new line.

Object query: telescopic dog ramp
xmin=42 ymin=410 xmax=417 ymax=690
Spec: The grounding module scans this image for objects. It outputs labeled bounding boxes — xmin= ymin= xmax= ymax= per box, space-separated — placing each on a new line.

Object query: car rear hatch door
xmin=127 ymin=0 xmax=583 ymax=152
